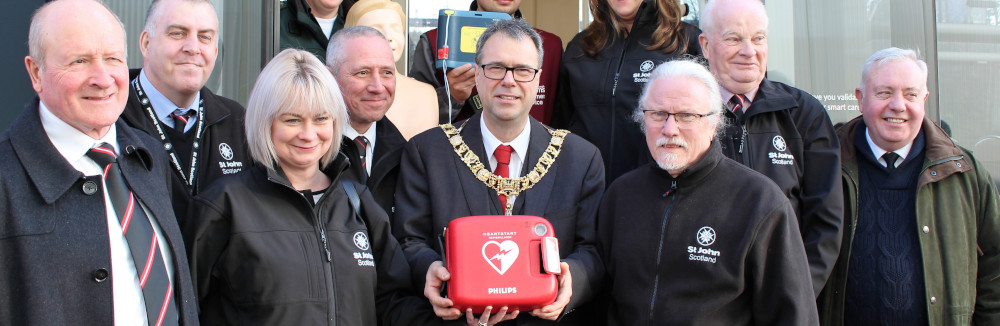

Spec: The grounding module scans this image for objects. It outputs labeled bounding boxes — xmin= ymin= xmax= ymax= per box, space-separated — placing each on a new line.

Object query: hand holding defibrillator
xmin=424 ymin=215 xmax=568 ymax=324
xmin=529 ymin=262 xmax=572 ymax=320
xmin=445 ymin=64 xmax=476 ymax=103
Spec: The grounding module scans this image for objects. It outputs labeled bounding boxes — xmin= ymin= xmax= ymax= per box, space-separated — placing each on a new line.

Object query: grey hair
xmin=474 ymin=19 xmax=544 ymax=67
xmin=633 ymin=59 xmax=727 ymax=137
xmin=245 ymin=48 xmax=348 ymax=172
xmin=859 ymin=47 xmax=928 ymax=95
xmin=326 ymin=26 xmax=388 ymax=73
xmin=143 ymin=0 xmax=216 ymax=35
xmin=699 ymin=0 xmax=768 ymax=35
xmin=28 ymin=0 xmax=127 ymax=70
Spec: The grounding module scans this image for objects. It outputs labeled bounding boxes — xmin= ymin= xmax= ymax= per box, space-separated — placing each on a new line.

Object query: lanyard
xmin=132 ymin=78 xmax=205 ymax=193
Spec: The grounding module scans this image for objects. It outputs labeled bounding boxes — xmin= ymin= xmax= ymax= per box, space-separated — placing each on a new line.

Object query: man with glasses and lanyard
xmin=122 ymin=0 xmax=250 ymax=223
xmin=393 ymin=19 xmax=605 ymax=326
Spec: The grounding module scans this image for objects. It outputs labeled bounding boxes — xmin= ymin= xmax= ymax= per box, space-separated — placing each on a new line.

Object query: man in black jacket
xmin=121 ymin=0 xmax=251 ymax=224
xmin=699 ymin=0 xmax=843 ymax=295
xmin=328 ymin=26 xmax=405 ymax=218
xmin=598 ymin=59 xmax=817 ymax=325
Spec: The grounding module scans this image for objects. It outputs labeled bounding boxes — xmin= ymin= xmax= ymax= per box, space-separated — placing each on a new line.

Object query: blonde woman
xmin=184 ymin=48 xmax=437 ymax=325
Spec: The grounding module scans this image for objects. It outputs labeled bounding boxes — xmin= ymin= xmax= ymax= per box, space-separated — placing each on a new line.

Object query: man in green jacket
xmin=818 ymin=47 xmax=1000 ymax=325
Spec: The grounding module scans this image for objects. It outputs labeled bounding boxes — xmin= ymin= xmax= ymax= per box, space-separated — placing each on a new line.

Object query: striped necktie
xmin=354 ymin=136 xmax=370 ymax=174
xmin=87 ymin=143 xmax=178 ymax=326
xmin=729 ymin=94 xmax=750 ymax=121
xmin=168 ymin=109 xmax=194 ymax=133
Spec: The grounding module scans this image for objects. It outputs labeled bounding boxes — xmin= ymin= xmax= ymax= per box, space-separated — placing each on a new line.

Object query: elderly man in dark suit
xmin=328 ymin=26 xmax=406 ymax=218
xmin=393 ymin=19 xmax=605 ymax=326
xmin=0 ymin=0 xmax=198 ymax=325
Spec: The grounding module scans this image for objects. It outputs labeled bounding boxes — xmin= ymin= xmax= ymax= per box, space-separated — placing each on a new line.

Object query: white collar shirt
xmin=721 ymin=87 xmax=760 ymax=114
xmin=343 ymin=121 xmax=378 ymax=176
xmin=481 ymin=118 xmax=531 ymax=206
xmin=40 ymin=102 xmax=175 ymax=326
xmin=865 ymin=126 xmax=913 ymax=168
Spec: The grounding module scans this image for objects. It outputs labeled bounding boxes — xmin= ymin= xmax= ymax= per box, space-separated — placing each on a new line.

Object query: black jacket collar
xmin=649 ymin=139 xmax=725 ymax=194
xmin=747 ymin=78 xmax=800 ymax=116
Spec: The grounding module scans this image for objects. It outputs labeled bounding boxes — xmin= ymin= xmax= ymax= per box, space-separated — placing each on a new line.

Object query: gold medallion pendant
xmin=441 ymin=124 xmax=568 ymax=215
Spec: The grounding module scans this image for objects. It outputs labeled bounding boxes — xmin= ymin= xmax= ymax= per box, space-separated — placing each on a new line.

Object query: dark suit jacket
xmin=122 ymin=68 xmax=252 ymax=225
xmin=341 ymin=117 xmax=405 ymax=218
xmin=0 ymin=100 xmax=199 ymax=325
xmin=392 ymin=113 xmax=606 ymax=325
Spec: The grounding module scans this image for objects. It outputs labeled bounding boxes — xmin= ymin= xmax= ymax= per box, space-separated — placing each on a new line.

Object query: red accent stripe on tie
xmin=140 ymin=236 xmax=157 ymax=287
xmin=91 ymin=146 xmax=116 ymax=158
xmin=102 ymin=164 xmax=112 ymax=178
xmin=121 ymin=193 xmax=135 ymax=234
xmin=155 ymin=285 xmax=172 ymax=326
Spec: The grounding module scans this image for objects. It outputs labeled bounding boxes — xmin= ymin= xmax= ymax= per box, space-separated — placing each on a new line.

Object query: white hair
xmin=634 ymin=59 xmax=727 ymax=136
xmin=859 ymin=47 xmax=928 ymax=94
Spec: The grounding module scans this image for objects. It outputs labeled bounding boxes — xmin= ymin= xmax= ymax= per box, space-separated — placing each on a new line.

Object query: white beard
xmin=654 ymin=137 xmax=690 ymax=172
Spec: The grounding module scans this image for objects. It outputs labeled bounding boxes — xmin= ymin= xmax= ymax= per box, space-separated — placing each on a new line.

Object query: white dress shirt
xmin=343 ymin=121 xmax=378 ymax=176
xmin=40 ymin=103 xmax=175 ymax=326
xmin=865 ymin=126 xmax=913 ymax=168
xmin=481 ymin=117 xmax=531 ymax=206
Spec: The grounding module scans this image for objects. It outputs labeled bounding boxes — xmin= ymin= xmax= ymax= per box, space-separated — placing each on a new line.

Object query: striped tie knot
xmin=168 ymin=109 xmax=195 ymax=132
xmin=86 ymin=143 xmax=118 ymax=168
xmin=729 ymin=94 xmax=750 ymax=120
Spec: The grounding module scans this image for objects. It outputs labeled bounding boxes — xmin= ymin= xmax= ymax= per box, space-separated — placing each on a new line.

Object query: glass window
xmin=761 ymin=0 xmax=999 ymax=183
xmin=937 ymin=0 xmax=1000 ymax=184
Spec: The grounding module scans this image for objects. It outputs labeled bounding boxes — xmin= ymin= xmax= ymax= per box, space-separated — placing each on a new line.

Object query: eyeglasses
xmin=479 ymin=64 xmax=540 ymax=82
xmin=642 ymin=110 xmax=712 ymax=126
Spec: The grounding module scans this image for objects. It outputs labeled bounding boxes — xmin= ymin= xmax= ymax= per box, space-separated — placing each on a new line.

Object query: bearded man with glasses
xmin=596 ymin=59 xmax=818 ymax=325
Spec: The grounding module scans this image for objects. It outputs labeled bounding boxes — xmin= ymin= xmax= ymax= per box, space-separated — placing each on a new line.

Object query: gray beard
xmin=655 ymin=152 xmax=689 ymax=172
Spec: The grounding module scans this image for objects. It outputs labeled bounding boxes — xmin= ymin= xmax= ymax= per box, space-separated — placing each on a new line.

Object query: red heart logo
xmin=481 ymin=240 xmax=519 ymax=275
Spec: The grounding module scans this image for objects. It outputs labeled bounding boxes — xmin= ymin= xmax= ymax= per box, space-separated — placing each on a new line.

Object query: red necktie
xmin=493 ymin=145 xmax=513 ymax=209
xmin=87 ymin=143 xmax=178 ymax=326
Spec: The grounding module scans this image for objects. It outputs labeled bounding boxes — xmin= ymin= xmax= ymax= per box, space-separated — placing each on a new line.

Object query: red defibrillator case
xmin=445 ymin=215 xmax=562 ymax=313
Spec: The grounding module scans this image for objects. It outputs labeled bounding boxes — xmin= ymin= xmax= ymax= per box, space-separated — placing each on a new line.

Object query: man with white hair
xmin=699 ymin=0 xmax=843 ymax=296
xmin=817 ymin=47 xmax=1000 ymax=325
xmin=0 ymin=0 xmax=198 ymax=324
xmin=598 ymin=59 xmax=817 ymax=325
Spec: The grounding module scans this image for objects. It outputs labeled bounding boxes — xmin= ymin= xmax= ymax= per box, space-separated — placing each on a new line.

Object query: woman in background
xmin=553 ymin=0 xmax=702 ymax=184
